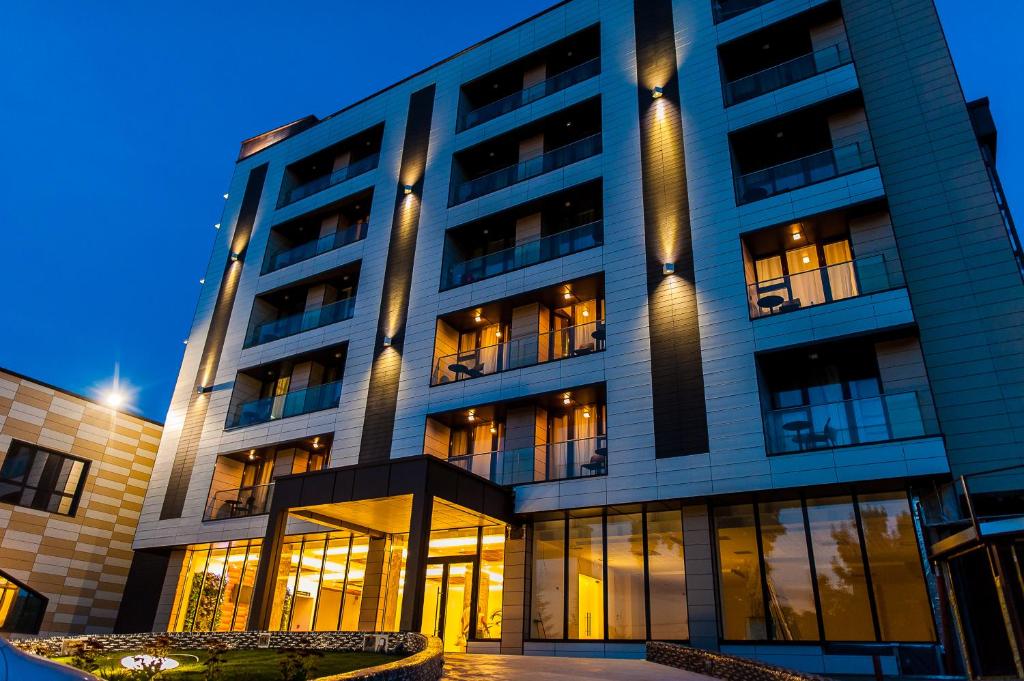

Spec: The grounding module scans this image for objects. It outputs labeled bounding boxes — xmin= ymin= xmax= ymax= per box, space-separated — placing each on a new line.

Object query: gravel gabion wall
xmin=647 ymin=642 xmax=832 ymax=681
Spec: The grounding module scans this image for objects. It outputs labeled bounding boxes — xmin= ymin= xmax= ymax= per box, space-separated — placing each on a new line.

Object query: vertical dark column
xmin=841 ymin=0 xmax=1024 ymax=477
xmin=358 ymin=85 xmax=436 ymax=464
xmin=160 ymin=163 xmax=268 ymax=519
xmin=113 ymin=549 xmax=171 ymax=633
xmin=247 ymin=503 xmax=289 ymax=630
xmin=633 ymin=0 xmax=709 ymax=457
xmin=399 ymin=492 xmax=433 ymax=631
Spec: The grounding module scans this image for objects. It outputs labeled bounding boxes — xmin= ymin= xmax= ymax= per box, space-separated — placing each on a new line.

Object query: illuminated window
xmin=859 ymin=492 xmax=936 ymax=642
xmin=758 ymin=500 xmax=817 ymax=640
xmin=477 ymin=526 xmax=505 ymax=639
xmin=806 ymin=496 xmax=875 ymax=641
xmin=606 ymin=513 xmax=645 ymax=639
xmin=169 ymin=540 xmax=261 ymax=632
xmin=568 ymin=516 xmax=604 ymax=639
xmin=715 ymin=505 xmax=766 ymax=640
xmin=647 ymin=510 xmax=688 ymax=640
xmin=531 ymin=520 xmax=565 ymax=639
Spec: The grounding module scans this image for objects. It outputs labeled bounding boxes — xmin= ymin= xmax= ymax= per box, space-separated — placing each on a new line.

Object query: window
xmin=713 ymin=492 xmax=936 ymax=643
xmin=530 ymin=507 xmax=688 ymax=641
xmin=169 ymin=540 xmax=262 ymax=632
xmin=0 ymin=569 xmax=47 ymax=635
xmin=0 ymin=441 xmax=88 ymax=516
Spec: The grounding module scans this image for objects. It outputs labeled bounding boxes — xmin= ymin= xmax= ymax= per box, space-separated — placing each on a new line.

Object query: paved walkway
xmin=444 ymin=653 xmax=717 ymax=681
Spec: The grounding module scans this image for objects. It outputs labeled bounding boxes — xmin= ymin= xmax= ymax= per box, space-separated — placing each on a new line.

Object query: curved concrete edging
xmin=315 ymin=634 xmax=443 ymax=680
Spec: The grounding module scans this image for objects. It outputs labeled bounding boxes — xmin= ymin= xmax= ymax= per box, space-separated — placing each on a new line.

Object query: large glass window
xmin=0 ymin=570 xmax=47 ymax=635
xmin=606 ymin=513 xmax=645 ymax=639
xmin=859 ymin=492 xmax=936 ymax=641
xmin=568 ymin=516 xmax=604 ymax=639
xmin=531 ymin=519 xmax=565 ymax=639
xmin=806 ymin=496 xmax=875 ymax=641
xmin=712 ymin=493 xmax=935 ymax=644
xmin=0 ymin=441 xmax=88 ymax=516
xmin=759 ymin=500 xmax=817 ymax=640
xmin=647 ymin=510 xmax=688 ymax=640
xmin=530 ymin=508 xmax=688 ymax=641
xmin=169 ymin=540 xmax=261 ymax=632
xmin=478 ymin=526 xmax=505 ymax=639
xmin=715 ymin=505 xmax=766 ymax=640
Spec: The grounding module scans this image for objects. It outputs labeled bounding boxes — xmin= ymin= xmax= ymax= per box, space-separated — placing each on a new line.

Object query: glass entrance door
xmin=420 ymin=560 xmax=475 ymax=652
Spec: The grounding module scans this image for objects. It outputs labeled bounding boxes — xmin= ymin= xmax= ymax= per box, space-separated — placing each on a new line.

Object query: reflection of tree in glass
xmin=812 ymin=505 xmax=875 ymax=640
xmin=758 ymin=504 xmax=817 ymax=640
xmin=185 ymin=572 xmax=224 ymax=632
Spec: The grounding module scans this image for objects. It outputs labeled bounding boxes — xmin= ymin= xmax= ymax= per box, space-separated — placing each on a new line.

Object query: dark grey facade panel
xmin=842 ymin=0 xmax=1024 ymax=476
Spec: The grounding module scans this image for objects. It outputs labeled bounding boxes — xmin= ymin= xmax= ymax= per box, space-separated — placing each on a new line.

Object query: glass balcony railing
xmin=451 ymin=133 xmax=602 ymax=205
xmin=227 ymin=380 xmax=342 ymax=429
xmin=736 ymin=138 xmax=876 ymax=204
xmin=442 ymin=220 xmax=603 ymax=289
xmin=459 ymin=58 xmax=602 ymax=131
xmin=713 ymin=0 xmax=772 ymax=23
xmin=432 ymin=320 xmax=605 ymax=385
xmin=204 ymin=482 xmax=274 ymax=521
xmin=262 ymin=222 xmax=367 ymax=274
xmin=764 ymin=390 xmax=938 ymax=455
xmin=446 ymin=435 xmax=608 ymax=485
xmin=282 ymin=153 xmax=380 ymax=207
xmin=726 ymin=42 xmax=852 ymax=106
xmin=244 ymin=297 xmax=356 ymax=347
xmin=748 ymin=254 xmax=904 ymax=318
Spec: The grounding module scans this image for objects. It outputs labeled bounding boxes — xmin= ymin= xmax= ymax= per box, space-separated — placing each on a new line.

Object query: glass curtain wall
xmin=169 ymin=539 xmax=262 ymax=632
xmin=714 ymin=492 xmax=936 ymax=643
xmin=530 ymin=507 xmax=688 ymax=641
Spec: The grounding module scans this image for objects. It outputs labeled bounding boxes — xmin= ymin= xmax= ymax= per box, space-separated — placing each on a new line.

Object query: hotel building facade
xmin=125 ymin=0 xmax=1024 ymax=677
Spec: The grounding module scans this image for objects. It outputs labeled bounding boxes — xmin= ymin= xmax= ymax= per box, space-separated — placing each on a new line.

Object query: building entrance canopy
xmin=247 ymin=456 xmax=514 ymax=633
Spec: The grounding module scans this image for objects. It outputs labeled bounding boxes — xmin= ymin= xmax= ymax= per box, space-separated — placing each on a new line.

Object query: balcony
xmin=765 ymin=391 xmax=939 ymax=455
xmin=204 ymin=482 xmax=274 ymax=521
xmin=433 ymin=320 xmax=605 ymax=385
xmin=451 ymin=134 xmax=601 ymax=205
xmin=726 ymin=42 xmax=851 ymax=106
xmin=443 ymin=220 xmax=603 ymax=289
xmin=277 ymin=123 xmax=383 ymax=208
xmin=460 ymin=58 xmax=601 ymax=130
xmin=447 ymin=435 xmax=608 ymax=485
xmin=748 ymin=253 xmax=902 ymax=318
xmin=263 ymin=221 xmax=366 ymax=274
xmin=284 ymin=153 xmax=378 ymax=207
xmin=713 ymin=0 xmax=772 ymax=23
xmin=227 ymin=380 xmax=342 ymax=429
xmin=736 ymin=139 xmax=874 ymax=204
xmin=245 ymin=297 xmax=355 ymax=347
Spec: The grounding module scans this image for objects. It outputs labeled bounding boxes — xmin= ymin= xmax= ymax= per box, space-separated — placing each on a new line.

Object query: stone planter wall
xmin=12 ymin=631 xmax=443 ymax=681
xmin=647 ymin=642 xmax=832 ymax=681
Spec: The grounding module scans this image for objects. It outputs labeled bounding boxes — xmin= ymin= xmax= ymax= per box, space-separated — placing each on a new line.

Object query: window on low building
xmin=0 ymin=441 xmax=89 ymax=516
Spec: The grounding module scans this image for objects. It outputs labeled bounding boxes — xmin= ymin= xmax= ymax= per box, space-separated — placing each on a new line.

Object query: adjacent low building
xmin=121 ymin=0 xmax=1024 ymax=678
xmin=0 ymin=368 xmax=162 ymax=635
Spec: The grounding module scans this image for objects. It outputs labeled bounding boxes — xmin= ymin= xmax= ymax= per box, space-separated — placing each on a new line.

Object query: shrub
xmin=277 ymin=647 xmax=324 ymax=681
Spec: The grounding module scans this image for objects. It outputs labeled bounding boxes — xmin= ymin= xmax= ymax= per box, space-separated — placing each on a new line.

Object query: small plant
xmin=278 ymin=647 xmax=324 ymax=681
xmin=126 ymin=654 xmax=166 ymax=681
xmin=70 ymin=637 xmax=105 ymax=673
xmin=204 ymin=639 xmax=229 ymax=681
xmin=145 ymin=634 xmax=172 ymax=660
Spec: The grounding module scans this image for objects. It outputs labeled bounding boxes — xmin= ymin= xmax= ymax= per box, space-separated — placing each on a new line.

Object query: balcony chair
xmin=581 ymin=446 xmax=608 ymax=476
xmin=798 ymin=418 xmax=838 ymax=449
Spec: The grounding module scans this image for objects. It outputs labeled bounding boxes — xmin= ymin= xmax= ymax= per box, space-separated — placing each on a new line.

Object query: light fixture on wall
xmin=563 ymin=290 xmax=572 ymax=300
xmin=382 ymin=336 xmax=393 ymax=348
xmin=651 ymin=86 xmax=664 ymax=99
xmin=583 ymin=408 xmax=592 ymax=419
xmin=402 ymin=184 xmax=414 ymax=195
xmin=312 ymin=437 xmax=322 ymax=450
xmin=489 ymin=423 xmax=498 ymax=434
xmin=474 ymin=311 xmax=483 ymax=322
xmin=214 ymin=223 xmax=221 ymax=229
xmin=582 ymin=308 xmax=590 ymax=317
xmin=248 ymin=449 xmax=257 ymax=461
xmin=196 ymin=385 xmax=211 ymax=395
xmin=230 ymin=252 xmax=241 ymax=262
xmin=495 ymin=330 xmax=502 ymax=338
xmin=562 ymin=392 xmax=572 ymax=405
xmin=468 ymin=409 xmax=476 ymax=422
xmin=802 ymin=255 xmax=811 ymax=264
xmin=663 ymin=262 xmax=676 ymax=275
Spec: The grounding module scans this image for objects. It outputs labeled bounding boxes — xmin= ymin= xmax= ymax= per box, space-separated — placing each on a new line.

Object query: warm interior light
xmin=489 ymin=424 xmax=497 ymax=434
xmin=582 ymin=309 xmax=589 ymax=317
xmin=792 ymin=231 xmax=802 ymax=240
xmin=562 ymin=393 xmax=572 ymax=405
xmin=248 ymin=449 xmax=256 ymax=461
xmin=802 ymin=255 xmax=811 ymax=264
xmin=468 ymin=410 xmax=476 ymax=422
xmin=495 ymin=330 xmax=502 ymax=338
xmin=563 ymin=291 xmax=572 ymax=300
xmin=230 ymin=252 xmax=241 ymax=262
xmin=651 ymin=86 xmax=664 ymax=99
xmin=583 ymin=408 xmax=591 ymax=419
xmin=474 ymin=313 xmax=482 ymax=322
xmin=312 ymin=437 xmax=321 ymax=450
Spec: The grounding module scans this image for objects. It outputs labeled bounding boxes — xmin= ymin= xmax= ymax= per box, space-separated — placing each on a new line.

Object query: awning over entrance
xmin=247 ymin=455 xmax=515 ymax=632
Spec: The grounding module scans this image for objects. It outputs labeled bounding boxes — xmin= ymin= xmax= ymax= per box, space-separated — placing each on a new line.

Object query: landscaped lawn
xmin=53 ymin=648 xmax=398 ymax=680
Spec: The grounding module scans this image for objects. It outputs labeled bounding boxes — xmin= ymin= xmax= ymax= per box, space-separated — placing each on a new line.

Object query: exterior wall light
xmin=196 ymin=385 xmax=211 ymax=395
xmin=223 ymin=193 xmax=229 ymax=199
xmin=382 ymin=336 xmax=393 ymax=347
xmin=214 ymin=223 xmax=221 ymax=229
xmin=651 ymin=86 xmax=664 ymax=99
xmin=663 ymin=262 xmax=676 ymax=275
xmin=402 ymin=184 xmax=414 ymax=195
xmin=230 ymin=252 xmax=241 ymax=262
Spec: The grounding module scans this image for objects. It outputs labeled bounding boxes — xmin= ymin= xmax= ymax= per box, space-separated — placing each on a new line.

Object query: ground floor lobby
xmin=131 ymin=457 xmax=964 ymax=677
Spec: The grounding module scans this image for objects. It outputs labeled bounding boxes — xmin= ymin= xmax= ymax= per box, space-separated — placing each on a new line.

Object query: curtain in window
xmin=824 ymin=241 xmax=857 ymax=301
xmin=786 ymin=246 xmax=825 ymax=307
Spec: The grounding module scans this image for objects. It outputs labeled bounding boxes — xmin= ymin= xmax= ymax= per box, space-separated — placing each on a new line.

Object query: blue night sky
xmin=1 ymin=1 xmax=1021 ymax=422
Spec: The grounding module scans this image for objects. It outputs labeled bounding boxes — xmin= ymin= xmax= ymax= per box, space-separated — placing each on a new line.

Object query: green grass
xmin=53 ymin=649 xmax=398 ymax=681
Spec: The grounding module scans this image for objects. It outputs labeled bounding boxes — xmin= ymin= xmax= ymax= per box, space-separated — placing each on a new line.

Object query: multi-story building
xmin=0 ymin=368 xmax=162 ymax=636
xmin=126 ymin=0 xmax=1024 ymax=677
